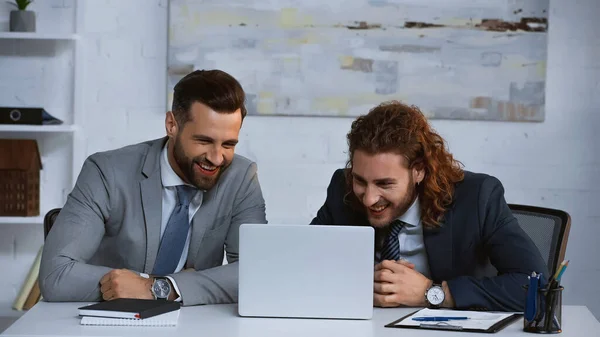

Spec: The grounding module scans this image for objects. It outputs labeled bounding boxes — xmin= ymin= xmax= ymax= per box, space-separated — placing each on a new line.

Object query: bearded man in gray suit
xmin=39 ymin=69 xmax=267 ymax=306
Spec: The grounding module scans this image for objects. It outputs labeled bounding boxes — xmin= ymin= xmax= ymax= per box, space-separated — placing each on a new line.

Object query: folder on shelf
xmin=22 ymin=279 xmax=41 ymax=310
xmin=13 ymin=245 xmax=43 ymax=311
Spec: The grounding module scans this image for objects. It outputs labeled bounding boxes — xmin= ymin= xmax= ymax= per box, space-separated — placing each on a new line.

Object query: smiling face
xmin=165 ymin=101 xmax=242 ymax=190
xmin=351 ymin=150 xmax=424 ymax=228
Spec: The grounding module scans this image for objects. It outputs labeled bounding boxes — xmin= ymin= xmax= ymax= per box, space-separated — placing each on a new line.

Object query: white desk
xmin=2 ymin=302 xmax=598 ymax=337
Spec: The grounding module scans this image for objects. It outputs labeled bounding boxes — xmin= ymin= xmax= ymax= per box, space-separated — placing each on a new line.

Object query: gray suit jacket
xmin=39 ymin=137 xmax=267 ymax=306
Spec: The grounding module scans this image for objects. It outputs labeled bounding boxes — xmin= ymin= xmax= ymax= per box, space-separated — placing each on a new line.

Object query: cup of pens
xmin=523 ymin=260 xmax=569 ymax=334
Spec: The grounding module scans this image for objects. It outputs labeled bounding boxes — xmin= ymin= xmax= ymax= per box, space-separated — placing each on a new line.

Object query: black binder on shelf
xmin=385 ymin=309 xmax=521 ymax=334
xmin=0 ymin=107 xmax=63 ymax=125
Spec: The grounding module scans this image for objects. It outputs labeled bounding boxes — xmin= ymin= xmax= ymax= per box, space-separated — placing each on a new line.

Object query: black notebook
xmin=78 ymin=299 xmax=181 ymax=319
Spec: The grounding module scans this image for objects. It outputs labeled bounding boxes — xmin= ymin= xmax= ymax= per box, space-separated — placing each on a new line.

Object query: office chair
xmin=43 ymin=208 xmax=61 ymax=240
xmin=508 ymin=204 xmax=571 ymax=277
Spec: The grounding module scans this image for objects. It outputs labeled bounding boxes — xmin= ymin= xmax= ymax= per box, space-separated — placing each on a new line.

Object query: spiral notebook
xmin=80 ymin=309 xmax=180 ymax=327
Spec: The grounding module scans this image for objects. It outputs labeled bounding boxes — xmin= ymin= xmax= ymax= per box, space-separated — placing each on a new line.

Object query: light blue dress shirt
xmin=377 ymin=198 xmax=431 ymax=278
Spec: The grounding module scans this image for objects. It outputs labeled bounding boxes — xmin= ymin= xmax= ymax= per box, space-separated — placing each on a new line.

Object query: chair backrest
xmin=43 ymin=208 xmax=62 ymax=240
xmin=508 ymin=204 xmax=571 ymax=277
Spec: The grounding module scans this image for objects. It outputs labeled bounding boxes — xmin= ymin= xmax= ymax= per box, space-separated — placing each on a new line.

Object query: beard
xmin=172 ymin=136 xmax=230 ymax=191
xmin=364 ymin=175 xmax=418 ymax=228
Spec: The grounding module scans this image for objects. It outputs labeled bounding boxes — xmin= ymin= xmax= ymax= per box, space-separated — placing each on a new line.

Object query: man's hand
xmin=99 ymin=269 xmax=153 ymax=301
xmin=373 ymin=260 xmax=431 ymax=308
xmin=374 ymin=259 xmax=415 ymax=274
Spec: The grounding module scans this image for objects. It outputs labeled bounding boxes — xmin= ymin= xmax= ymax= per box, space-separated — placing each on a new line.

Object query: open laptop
xmin=238 ymin=223 xmax=374 ymax=320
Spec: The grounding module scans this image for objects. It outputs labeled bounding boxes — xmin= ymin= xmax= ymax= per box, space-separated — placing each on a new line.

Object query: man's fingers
xmin=100 ymin=269 xmax=122 ymax=285
xmin=376 ymin=259 xmax=416 ymax=271
xmin=99 ymin=273 xmax=111 ymax=285
xmin=373 ymin=293 xmax=386 ymax=307
xmin=373 ymin=293 xmax=400 ymax=308
xmin=100 ymin=281 xmax=111 ymax=294
xmin=102 ymin=289 xmax=115 ymax=301
xmin=396 ymin=259 xmax=415 ymax=269
xmin=374 ymin=270 xmax=395 ymax=283
xmin=375 ymin=261 xmax=392 ymax=271
xmin=373 ymin=281 xmax=395 ymax=294
xmin=378 ymin=260 xmax=410 ymax=273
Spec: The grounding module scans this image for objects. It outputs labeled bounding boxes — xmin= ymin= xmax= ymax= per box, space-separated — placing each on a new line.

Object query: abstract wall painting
xmin=168 ymin=0 xmax=548 ymax=121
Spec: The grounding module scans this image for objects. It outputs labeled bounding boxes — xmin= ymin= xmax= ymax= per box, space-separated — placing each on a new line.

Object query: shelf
xmin=0 ymin=303 xmax=25 ymax=318
xmin=0 ymin=216 xmax=43 ymax=225
xmin=0 ymin=124 xmax=77 ymax=133
xmin=0 ymin=32 xmax=79 ymax=40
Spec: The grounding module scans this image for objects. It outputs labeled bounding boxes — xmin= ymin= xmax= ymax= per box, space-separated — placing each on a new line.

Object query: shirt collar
xmin=160 ymin=141 xmax=189 ymax=188
xmin=398 ymin=197 xmax=421 ymax=227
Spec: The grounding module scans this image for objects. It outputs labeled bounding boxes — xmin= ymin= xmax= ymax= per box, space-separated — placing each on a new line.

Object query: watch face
xmin=426 ymin=286 xmax=445 ymax=305
xmin=152 ymin=279 xmax=170 ymax=298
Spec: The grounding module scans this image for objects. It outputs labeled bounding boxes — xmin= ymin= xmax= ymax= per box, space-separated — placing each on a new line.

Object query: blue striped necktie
xmin=380 ymin=220 xmax=406 ymax=261
xmin=152 ymin=185 xmax=197 ymax=276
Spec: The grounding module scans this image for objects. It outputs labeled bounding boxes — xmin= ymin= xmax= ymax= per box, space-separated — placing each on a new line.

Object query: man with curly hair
xmin=311 ymin=101 xmax=547 ymax=312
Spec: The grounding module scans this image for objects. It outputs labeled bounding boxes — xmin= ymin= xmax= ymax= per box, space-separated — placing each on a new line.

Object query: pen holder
xmin=523 ymin=285 xmax=563 ymax=334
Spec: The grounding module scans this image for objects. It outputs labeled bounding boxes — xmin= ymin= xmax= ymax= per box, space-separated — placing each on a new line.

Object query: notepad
xmin=80 ymin=309 xmax=179 ymax=327
xmin=78 ymin=298 xmax=180 ymax=319
xmin=386 ymin=308 xmax=521 ymax=333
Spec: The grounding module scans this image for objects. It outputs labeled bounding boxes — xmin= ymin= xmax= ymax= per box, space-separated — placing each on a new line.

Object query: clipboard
xmin=384 ymin=309 xmax=522 ymax=333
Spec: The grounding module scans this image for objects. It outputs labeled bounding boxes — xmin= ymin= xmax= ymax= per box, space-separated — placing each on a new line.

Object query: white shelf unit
xmin=0 ymin=1 xmax=86 ymax=211
xmin=0 ymin=32 xmax=79 ymax=40
xmin=0 ymin=216 xmax=44 ymax=225
xmin=0 ymin=3 xmax=86 ymax=320
xmin=0 ymin=124 xmax=77 ymax=133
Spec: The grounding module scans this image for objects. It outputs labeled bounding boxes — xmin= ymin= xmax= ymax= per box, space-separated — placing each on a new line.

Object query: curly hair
xmin=345 ymin=101 xmax=464 ymax=228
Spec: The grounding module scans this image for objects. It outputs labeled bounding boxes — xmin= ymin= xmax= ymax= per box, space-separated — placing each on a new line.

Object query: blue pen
xmin=412 ymin=317 xmax=469 ymax=322
xmin=525 ymin=272 xmax=539 ymax=322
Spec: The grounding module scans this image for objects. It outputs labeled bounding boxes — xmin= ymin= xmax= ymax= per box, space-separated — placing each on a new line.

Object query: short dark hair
xmin=171 ymin=69 xmax=247 ymax=125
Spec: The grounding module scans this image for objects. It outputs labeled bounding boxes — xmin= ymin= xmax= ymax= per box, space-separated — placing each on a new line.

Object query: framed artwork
xmin=168 ymin=0 xmax=548 ymax=121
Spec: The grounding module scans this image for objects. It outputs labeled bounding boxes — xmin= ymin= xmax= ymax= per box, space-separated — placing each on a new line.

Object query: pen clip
xmin=420 ymin=322 xmax=463 ymax=331
xmin=537 ymin=273 xmax=544 ymax=288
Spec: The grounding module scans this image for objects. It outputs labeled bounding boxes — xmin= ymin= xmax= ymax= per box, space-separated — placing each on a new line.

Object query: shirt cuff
xmin=165 ymin=275 xmax=182 ymax=302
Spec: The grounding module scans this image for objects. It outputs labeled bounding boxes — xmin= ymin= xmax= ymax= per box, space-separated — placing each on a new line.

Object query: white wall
xmin=0 ymin=0 xmax=599 ymax=320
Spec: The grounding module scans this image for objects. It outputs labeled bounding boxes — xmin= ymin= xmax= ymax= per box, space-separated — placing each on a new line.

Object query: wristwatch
xmin=425 ymin=282 xmax=445 ymax=309
xmin=151 ymin=277 xmax=172 ymax=300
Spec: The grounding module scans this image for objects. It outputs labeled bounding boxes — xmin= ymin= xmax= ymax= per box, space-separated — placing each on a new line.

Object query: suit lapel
xmin=424 ymin=208 xmax=454 ymax=282
xmin=187 ymin=180 xmax=220 ymax=265
xmin=140 ymin=138 xmax=167 ymax=273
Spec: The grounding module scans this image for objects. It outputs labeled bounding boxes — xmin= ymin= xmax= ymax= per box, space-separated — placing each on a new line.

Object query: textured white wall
xmin=0 ymin=0 xmax=598 ymax=323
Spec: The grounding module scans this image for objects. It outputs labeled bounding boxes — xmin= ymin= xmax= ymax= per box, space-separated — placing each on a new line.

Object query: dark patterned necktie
xmin=380 ymin=220 xmax=406 ymax=261
xmin=152 ymin=185 xmax=196 ymax=276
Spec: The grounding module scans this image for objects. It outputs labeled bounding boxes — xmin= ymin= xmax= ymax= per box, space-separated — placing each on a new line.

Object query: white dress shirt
xmin=395 ymin=198 xmax=432 ymax=278
xmin=159 ymin=141 xmax=203 ymax=300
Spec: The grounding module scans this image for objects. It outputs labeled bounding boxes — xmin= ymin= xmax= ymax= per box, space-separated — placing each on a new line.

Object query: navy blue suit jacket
xmin=310 ymin=169 xmax=547 ymax=311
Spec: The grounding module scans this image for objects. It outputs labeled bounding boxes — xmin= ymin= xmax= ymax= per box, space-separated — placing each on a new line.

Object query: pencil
xmin=552 ymin=260 xmax=568 ymax=281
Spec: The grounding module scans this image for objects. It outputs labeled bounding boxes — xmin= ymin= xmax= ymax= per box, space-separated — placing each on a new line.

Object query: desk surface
xmin=2 ymin=302 xmax=599 ymax=337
